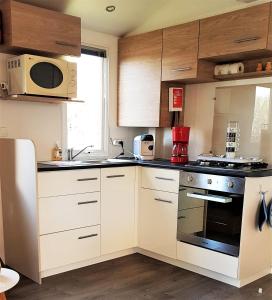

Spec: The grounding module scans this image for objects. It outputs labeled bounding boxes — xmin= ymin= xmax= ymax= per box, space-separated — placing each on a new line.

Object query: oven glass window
xmin=30 ymin=62 xmax=63 ymax=88
xmin=177 ymin=187 xmax=243 ymax=257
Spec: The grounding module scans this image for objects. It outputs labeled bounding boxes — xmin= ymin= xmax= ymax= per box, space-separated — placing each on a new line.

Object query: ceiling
xmin=16 ymin=0 xmax=271 ymax=37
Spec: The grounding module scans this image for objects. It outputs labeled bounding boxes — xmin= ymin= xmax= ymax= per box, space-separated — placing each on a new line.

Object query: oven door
xmin=177 ymin=187 xmax=243 ymax=257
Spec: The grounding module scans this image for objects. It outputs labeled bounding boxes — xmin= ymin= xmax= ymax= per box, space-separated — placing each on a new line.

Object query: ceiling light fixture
xmin=106 ymin=5 xmax=116 ymax=12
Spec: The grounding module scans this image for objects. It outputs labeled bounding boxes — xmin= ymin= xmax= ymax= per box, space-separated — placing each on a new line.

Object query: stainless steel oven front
xmin=177 ymin=172 xmax=245 ymax=257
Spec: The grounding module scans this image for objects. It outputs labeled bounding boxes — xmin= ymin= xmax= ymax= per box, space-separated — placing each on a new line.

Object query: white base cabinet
xmin=138 ymin=189 xmax=178 ymax=259
xmin=101 ymin=167 xmax=136 ymax=255
xmin=40 ymin=226 xmax=100 ymax=271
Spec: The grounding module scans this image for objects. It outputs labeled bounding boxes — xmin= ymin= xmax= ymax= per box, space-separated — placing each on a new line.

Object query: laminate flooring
xmin=7 ymin=254 xmax=272 ymax=300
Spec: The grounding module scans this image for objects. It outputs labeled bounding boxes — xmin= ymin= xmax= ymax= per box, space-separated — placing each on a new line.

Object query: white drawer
xmin=38 ymin=169 xmax=100 ymax=197
xmin=39 ymin=192 xmax=100 ymax=235
xmin=40 ymin=225 xmax=100 ymax=271
xmin=141 ymin=167 xmax=179 ymax=193
xmin=177 ymin=242 xmax=238 ymax=278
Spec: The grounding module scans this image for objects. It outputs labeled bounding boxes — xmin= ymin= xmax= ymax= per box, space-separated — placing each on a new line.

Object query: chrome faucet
xmin=67 ymin=145 xmax=94 ymax=161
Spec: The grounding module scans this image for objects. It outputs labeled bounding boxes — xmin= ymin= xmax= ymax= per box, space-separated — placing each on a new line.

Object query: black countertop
xmin=37 ymin=159 xmax=272 ymax=178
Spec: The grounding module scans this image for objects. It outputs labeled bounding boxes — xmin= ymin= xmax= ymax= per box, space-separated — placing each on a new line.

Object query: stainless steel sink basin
xmin=40 ymin=158 xmax=134 ymax=167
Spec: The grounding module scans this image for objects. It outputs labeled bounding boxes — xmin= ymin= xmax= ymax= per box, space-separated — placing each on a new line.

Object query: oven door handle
xmin=186 ymin=192 xmax=232 ymax=203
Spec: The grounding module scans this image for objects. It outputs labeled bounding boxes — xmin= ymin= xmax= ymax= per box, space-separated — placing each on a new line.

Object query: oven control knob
xmin=207 ymin=179 xmax=212 ymax=184
xmin=187 ymin=175 xmax=193 ymax=183
xmin=227 ymin=181 xmax=234 ymax=188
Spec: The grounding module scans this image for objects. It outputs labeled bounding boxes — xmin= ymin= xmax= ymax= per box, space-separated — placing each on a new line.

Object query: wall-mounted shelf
xmin=0 ymin=94 xmax=84 ymax=104
xmin=214 ymin=70 xmax=272 ymax=81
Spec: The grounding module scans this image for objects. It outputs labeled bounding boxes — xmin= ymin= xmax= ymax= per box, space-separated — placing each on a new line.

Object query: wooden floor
xmin=7 ymin=254 xmax=272 ymax=300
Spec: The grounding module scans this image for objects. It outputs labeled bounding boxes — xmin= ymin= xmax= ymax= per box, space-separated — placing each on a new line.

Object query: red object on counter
xmin=171 ymin=127 xmax=190 ymax=163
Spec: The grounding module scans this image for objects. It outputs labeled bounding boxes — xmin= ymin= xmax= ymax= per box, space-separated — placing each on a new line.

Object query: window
xmin=66 ymin=47 xmax=108 ymax=157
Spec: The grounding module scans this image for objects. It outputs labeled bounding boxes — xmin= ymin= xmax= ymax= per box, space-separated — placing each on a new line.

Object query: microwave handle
xmin=186 ymin=192 xmax=232 ymax=204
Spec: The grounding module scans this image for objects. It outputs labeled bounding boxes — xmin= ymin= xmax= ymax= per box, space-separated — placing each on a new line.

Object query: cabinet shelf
xmin=0 ymin=94 xmax=84 ymax=104
xmin=214 ymin=70 xmax=272 ymax=81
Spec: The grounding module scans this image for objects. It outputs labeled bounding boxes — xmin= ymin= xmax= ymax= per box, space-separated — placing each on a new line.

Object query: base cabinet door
xmin=101 ymin=167 xmax=136 ymax=255
xmin=40 ymin=226 xmax=100 ymax=271
xmin=138 ymin=189 xmax=178 ymax=259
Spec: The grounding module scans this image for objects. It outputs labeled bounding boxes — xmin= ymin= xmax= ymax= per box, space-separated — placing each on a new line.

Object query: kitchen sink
xmin=40 ymin=158 xmax=135 ymax=167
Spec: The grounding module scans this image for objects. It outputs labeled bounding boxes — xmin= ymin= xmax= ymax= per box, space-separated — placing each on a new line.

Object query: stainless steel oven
xmin=177 ymin=172 xmax=245 ymax=257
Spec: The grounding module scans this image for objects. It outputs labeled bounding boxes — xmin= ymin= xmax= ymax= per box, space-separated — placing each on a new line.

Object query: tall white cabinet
xmin=101 ymin=167 xmax=136 ymax=255
xmin=138 ymin=168 xmax=179 ymax=259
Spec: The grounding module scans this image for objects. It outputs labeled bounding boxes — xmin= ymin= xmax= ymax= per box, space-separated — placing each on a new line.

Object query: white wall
xmin=0 ymin=28 xmax=144 ymax=259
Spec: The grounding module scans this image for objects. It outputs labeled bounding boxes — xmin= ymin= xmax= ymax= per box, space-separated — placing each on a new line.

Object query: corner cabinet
xmin=162 ymin=21 xmax=214 ymax=82
xmin=0 ymin=0 xmax=81 ymax=56
xmin=199 ymin=3 xmax=272 ymax=61
xmin=118 ymin=30 xmax=163 ymax=127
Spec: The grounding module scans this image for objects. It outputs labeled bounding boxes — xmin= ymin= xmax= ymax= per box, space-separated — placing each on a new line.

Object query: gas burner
xmin=187 ymin=159 xmax=268 ymax=170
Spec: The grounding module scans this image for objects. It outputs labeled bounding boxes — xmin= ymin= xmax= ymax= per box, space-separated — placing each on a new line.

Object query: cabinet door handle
xmin=106 ymin=175 xmax=125 ymax=178
xmin=154 ymin=198 xmax=172 ymax=204
xmin=77 ymin=177 xmax=98 ymax=181
xmin=233 ymin=36 xmax=260 ymax=43
xmin=55 ymin=40 xmax=78 ymax=48
xmin=155 ymin=176 xmax=174 ymax=181
xmin=172 ymin=67 xmax=192 ymax=72
xmin=178 ymin=216 xmax=186 ymax=219
xmin=78 ymin=200 xmax=98 ymax=205
xmin=78 ymin=233 xmax=98 ymax=240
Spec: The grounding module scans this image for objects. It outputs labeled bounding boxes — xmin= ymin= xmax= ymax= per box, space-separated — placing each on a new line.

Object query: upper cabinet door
xmin=162 ymin=21 xmax=199 ymax=81
xmin=118 ymin=30 xmax=162 ymax=127
xmin=199 ymin=3 xmax=270 ymax=60
xmin=1 ymin=0 xmax=81 ymax=56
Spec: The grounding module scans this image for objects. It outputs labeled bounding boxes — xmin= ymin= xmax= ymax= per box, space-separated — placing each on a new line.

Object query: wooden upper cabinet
xmin=0 ymin=0 xmax=81 ymax=56
xmin=199 ymin=3 xmax=271 ymax=61
xmin=118 ymin=30 xmax=163 ymax=127
xmin=162 ymin=21 xmax=199 ymax=81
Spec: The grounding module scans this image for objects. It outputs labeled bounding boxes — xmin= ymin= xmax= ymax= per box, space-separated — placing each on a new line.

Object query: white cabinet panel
xmin=39 ymin=192 xmax=100 ymax=235
xmin=141 ymin=167 xmax=179 ymax=193
xmin=101 ymin=167 xmax=136 ymax=255
xmin=138 ymin=189 xmax=178 ymax=259
xmin=40 ymin=226 xmax=100 ymax=271
xmin=38 ymin=169 xmax=100 ymax=197
xmin=177 ymin=242 xmax=238 ymax=278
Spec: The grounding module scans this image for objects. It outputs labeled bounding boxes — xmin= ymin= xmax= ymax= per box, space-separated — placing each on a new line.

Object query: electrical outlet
xmin=112 ymin=139 xmax=123 ymax=146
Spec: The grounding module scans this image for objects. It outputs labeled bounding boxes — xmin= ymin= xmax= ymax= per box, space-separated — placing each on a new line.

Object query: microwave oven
xmin=7 ymin=54 xmax=77 ymax=98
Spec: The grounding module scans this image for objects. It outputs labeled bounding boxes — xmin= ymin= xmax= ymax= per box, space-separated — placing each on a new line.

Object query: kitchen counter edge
xmin=37 ymin=160 xmax=272 ymax=178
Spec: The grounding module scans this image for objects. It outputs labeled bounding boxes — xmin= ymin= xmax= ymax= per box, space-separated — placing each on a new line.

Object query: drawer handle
xmin=55 ymin=40 xmax=78 ymax=48
xmin=154 ymin=198 xmax=172 ymax=204
xmin=78 ymin=233 xmax=98 ymax=240
xmin=172 ymin=67 xmax=192 ymax=72
xmin=233 ymin=36 xmax=260 ymax=43
xmin=106 ymin=175 xmax=125 ymax=178
xmin=178 ymin=216 xmax=186 ymax=219
xmin=78 ymin=200 xmax=98 ymax=205
xmin=77 ymin=177 xmax=98 ymax=181
xmin=155 ymin=176 xmax=174 ymax=181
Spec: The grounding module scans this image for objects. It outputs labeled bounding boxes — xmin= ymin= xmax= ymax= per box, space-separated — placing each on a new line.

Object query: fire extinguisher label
xmin=169 ymin=87 xmax=183 ymax=111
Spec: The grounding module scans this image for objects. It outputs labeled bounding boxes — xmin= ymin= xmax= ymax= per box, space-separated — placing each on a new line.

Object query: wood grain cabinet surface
xmin=162 ymin=21 xmax=199 ymax=81
xmin=199 ymin=3 xmax=272 ymax=61
xmin=0 ymin=0 xmax=81 ymax=56
xmin=162 ymin=20 xmax=214 ymax=82
xmin=118 ymin=30 xmax=163 ymax=127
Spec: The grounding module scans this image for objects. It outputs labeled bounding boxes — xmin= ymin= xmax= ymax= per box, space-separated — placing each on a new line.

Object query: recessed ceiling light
xmin=106 ymin=5 xmax=116 ymax=12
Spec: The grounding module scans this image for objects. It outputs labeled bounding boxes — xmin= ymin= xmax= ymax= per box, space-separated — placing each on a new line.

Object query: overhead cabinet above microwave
xmin=0 ymin=0 xmax=81 ymax=56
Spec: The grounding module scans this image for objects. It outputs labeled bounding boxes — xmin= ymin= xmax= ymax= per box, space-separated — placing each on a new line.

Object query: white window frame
xmin=62 ymin=44 xmax=109 ymax=160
